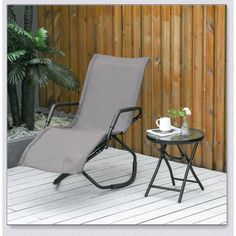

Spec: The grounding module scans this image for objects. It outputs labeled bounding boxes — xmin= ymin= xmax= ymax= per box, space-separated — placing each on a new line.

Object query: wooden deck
xmin=7 ymin=148 xmax=227 ymax=225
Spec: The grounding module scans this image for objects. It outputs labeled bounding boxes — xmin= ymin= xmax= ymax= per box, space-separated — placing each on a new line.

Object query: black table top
xmin=146 ymin=128 xmax=204 ymax=145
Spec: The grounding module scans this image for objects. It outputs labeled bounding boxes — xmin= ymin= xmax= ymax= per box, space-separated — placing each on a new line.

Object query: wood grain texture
xmin=38 ymin=5 xmax=226 ymax=171
xmin=214 ymin=6 xmax=226 ymax=171
xmin=112 ymin=6 xmax=123 ymax=149
xmin=181 ymin=6 xmax=193 ymax=162
xmin=60 ymin=7 xmax=70 ymax=113
xmin=132 ymin=6 xmax=142 ymax=154
xmin=122 ymin=6 xmax=133 ymax=149
xmin=142 ymin=6 xmax=152 ymax=155
xmin=7 ymin=148 xmax=226 ymax=225
xmin=44 ymin=6 xmax=54 ymax=107
xmin=192 ymin=6 xmax=203 ymax=167
xmin=69 ymin=6 xmax=79 ymax=113
xmin=38 ymin=6 xmax=46 ymax=107
xmin=203 ymin=6 xmax=215 ymax=170
xmin=52 ymin=6 xmax=62 ymax=106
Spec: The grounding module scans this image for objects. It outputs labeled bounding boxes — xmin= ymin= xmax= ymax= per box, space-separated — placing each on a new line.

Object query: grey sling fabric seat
xmin=19 ymin=54 xmax=149 ymax=189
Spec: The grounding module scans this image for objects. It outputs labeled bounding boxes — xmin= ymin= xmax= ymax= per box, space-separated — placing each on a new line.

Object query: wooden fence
xmin=38 ymin=5 xmax=226 ymax=171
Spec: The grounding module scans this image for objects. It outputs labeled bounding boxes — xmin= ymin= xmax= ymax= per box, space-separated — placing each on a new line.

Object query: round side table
xmin=145 ymin=128 xmax=204 ymax=203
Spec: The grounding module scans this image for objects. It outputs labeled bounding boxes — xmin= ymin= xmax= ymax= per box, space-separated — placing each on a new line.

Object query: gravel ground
xmin=8 ymin=112 xmax=74 ymax=140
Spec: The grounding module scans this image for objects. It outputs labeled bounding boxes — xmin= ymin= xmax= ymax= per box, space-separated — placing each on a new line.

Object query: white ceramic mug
xmin=156 ymin=117 xmax=171 ymax=131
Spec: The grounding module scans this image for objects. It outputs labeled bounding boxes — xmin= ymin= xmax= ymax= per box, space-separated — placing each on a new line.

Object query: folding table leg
xmin=177 ymin=144 xmax=204 ymax=191
xmin=163 ymin=156 xmax=176 ymax=186
xmin=190 ymin=166 xmax=204 ymax=190
xmin=178 ymin=142 xmax=199 ymax=203
xmin=145 ymin=144 xmax=166 ymax=197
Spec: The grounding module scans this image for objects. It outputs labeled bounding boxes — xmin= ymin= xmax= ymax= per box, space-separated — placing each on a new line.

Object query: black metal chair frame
xmin=44 ymin=102 xmax=142 ymax=189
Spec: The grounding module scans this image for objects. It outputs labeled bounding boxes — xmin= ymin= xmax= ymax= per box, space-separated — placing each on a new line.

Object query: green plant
xmin=7 ymin=6 xmax=80 ymax=130
xmin=7 ymin=6 xmax=21 ymax=127
xmin=168 ymin=107 xmax=192 ymax=119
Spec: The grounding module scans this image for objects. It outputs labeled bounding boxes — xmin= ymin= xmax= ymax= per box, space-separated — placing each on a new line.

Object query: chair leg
xmin=53 ymin=173 xmax=70 ymax=185
xmin=83 ymin=136 xmax=137 ymax=189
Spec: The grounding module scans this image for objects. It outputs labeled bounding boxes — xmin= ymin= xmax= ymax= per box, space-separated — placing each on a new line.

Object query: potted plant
xmin=168 ymin=107 xmax=192 ymax=135
xmin=7 ymin=6 xmax=80 ymax=168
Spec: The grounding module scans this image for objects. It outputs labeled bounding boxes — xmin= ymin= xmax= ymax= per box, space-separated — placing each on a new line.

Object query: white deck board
xmin=7 ymin=148 xmax=227 ymax=225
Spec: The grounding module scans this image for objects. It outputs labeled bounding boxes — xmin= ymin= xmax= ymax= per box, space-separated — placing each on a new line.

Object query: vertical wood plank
xmin=161 ymin=6 xmax=171 ymax=116
xmin=203 ymin=6 xmax=215 ymax=169
xmin=69 ymin=6 xmax=79 ymax=113
xmin=142 ymin=6 xmax=152 ymax=155
xmin=38 ymin=6 xmax=46 ymax=108
xmin=161 ymin=6 xmax=171 ymax=155
xmin=122 ymin=6 xmax=133 ymax=149
xmin=45 ymin=6 xmax=54 ymax=108
xmin=95 ymin=6 xmax=104 ymax=54
xmin=60 ymin=6 xmax=70 ymax=112
xmin=192 ymin=6 xmax=203 ymax=167
xmin=151 ymin=5 xmax=161 ymax=157
xmin=103 ymin=5 xmax=114 ymax=148
xmin=77 ymin=6 xmax=87 ymax=103
xmin=182 ymin=6 xmax=193 ymax=159
xmin=171 ymin=6 xmax=182 ymax=157
xmin=112 ymin=6 xmax=123 ymax=149
xmin=132 ymin=6 xmax=142 ymax=154
xmin=52 ymin=6 xmax=62 ymax=105
xmin=86 ymin=6 xmax=95 ymax=65
xmin=103 ymin=6 xmax=113 ymax=55
xmin=214 ymin=6 xmax=226 ymax=171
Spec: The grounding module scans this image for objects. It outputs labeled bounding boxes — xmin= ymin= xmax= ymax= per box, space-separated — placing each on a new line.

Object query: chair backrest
xmin=74 ymin=54 xmax=149 ymax=133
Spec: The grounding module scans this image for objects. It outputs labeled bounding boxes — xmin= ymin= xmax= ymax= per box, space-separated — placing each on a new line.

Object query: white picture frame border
xmin=1 ymin=0 xmax=234 ymax=235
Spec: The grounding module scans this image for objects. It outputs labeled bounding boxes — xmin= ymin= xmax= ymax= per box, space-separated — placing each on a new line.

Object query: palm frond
xmin=28 ymin=57 xmax=52 ymax=65
xmin=28 ymin=64 xmax=49 ymax=86
xmin=8 ymin=64 xmax=26 ymax=84
xmin=8 ymin=23 xmax=32 ymax=40
xmin=42 ymin=47 xmax=65 ymax=56
xmin=47 ymin=63 xmax=80 ymax=91
xmin=7 ymin=50 xmax=26 ymax=63
xmin=33 ymin=27 xmax=48 ymax=49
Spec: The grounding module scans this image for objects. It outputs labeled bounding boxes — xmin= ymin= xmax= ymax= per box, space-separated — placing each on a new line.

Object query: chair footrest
xmin=173 ymin=177 xmax=198 ymax=183
xmin=151 ymin=185 xmax=181 ymax=192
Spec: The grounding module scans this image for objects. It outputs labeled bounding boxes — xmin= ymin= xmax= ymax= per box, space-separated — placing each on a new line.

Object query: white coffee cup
xmin=156 ymin=117 xmax=171 ymax=131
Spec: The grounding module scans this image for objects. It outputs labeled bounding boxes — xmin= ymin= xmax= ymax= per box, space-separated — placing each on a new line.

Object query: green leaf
xmin=8 ymin=64 xmax=26 ymax=84
xmin=28 ymin=57 xmax=52 ymax=65
xmin=42 ymin=47 xmax=65 ymax=56
xmin=8 ymin=23 xmax=32 ymax=40
xmin=47 ymin=63 xmax=80 ymax=91
xmin=28 ymin=64 xmax=49 ymax=86
xmin=7 ymin=50 xmax=26 ymax=63
xmin=32 ymin=27 xmax=48 ymax=49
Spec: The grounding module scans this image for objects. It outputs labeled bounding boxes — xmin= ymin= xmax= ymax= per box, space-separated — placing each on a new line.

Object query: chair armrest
xmin=106 ymin=106 xmax=142 ymax=146
xmin=44 ymin=102 xmax=79 ymax=128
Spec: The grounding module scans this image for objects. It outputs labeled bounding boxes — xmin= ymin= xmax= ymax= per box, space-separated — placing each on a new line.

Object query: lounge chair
xmin=19 ymin=54 xmax=149 ymax=189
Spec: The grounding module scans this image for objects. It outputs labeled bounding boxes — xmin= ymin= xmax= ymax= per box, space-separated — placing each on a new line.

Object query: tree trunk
xmin=20 ymin=5 xmax=35 ymax=130
xmin=21 ymin=77 xmax=35 ymax=130
xmin=21 ymin=79 xmax=28 ymax=123
xmin=24 ymin=6 xmax=33 ymax=31
xmin=8 ymin=82 xmax=21 ymax=127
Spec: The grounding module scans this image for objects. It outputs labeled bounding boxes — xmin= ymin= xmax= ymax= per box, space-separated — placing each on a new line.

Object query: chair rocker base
xmin=52 ymin=136 xmax=137 ymax=190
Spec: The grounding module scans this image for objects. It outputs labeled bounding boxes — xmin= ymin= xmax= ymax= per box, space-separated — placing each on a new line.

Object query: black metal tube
xmin=82 ymin=136 xmax=137 ymax=190
xmin=151 ymin=185 xmax=181 ymax=192
xmin=106 ymin=106 xmax=142 ymax=146
xmin=178 ymin=142 xmax=199 ymax=203
xmin=44 ymin=102 xmax=79 ymax=128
